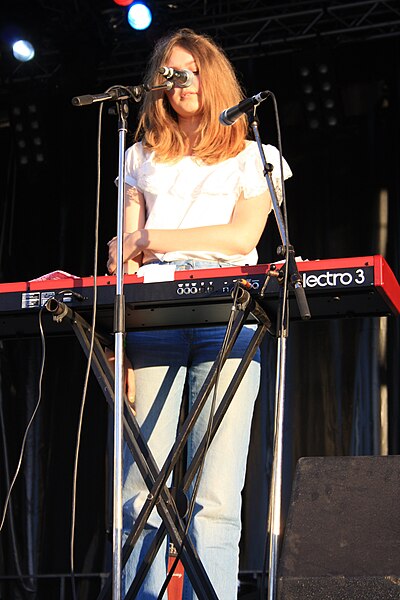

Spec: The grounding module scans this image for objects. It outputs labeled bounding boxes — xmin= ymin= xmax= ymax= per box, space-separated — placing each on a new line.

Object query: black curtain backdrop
xmin=0 ymin=24 xmax=399 ymax=600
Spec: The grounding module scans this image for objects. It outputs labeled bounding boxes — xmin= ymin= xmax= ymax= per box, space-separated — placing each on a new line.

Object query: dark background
xmin=1 ymin=1 xmax=400 ymax=598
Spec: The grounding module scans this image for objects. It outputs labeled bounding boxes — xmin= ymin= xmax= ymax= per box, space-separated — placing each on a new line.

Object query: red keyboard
xmin=0 ymin=255 xmax=399 ymax=338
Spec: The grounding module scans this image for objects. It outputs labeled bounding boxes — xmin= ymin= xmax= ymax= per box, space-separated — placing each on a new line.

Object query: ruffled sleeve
xmin=239 ymin=141 xmax=292 ymax=204
xmin=124 ymin=141 xmax=145 ymax=191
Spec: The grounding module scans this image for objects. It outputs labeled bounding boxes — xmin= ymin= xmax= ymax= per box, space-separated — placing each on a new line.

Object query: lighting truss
xmin=97 ymin=0 xmax=400 ymax=81
xmin=2 ymin=0 xmax=400 ymax=85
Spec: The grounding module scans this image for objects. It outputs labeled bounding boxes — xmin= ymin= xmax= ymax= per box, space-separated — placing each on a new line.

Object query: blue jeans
xmin=122 ymin=261 xmax=261 ymax=599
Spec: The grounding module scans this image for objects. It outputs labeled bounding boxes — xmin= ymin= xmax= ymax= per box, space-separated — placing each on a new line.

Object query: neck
xmin=178 ymin=115 xmax=201 ymax=155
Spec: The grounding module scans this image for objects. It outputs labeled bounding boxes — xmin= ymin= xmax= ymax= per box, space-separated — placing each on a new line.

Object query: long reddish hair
xmin=136 ymin=28 xmax=248 ymax=164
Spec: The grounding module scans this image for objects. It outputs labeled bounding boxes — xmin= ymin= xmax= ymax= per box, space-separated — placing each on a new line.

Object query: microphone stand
xmin=71 ymin=80 xmax=172 ymax=600
xmin=245 ymin=107 xmax=310 ymax=600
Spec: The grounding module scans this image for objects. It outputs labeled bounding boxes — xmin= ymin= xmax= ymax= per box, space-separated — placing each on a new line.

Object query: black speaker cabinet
xmin=278 ymin=455 xmax=400 ymax=600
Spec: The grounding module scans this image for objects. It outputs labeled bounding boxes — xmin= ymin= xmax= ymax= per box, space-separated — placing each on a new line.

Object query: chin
xmin=178 ymin=107 xmax=201 ymax=118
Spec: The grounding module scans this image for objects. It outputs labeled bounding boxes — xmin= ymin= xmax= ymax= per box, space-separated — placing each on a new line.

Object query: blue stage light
xmin=12 ymin=40 xmax=35 ymax=62
xmin=127 ymin=2 xmax=152 ymax=31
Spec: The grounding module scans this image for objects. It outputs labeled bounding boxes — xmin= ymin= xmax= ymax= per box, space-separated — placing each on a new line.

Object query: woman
xmin=107 ymin=28 xmax=291 ymax=599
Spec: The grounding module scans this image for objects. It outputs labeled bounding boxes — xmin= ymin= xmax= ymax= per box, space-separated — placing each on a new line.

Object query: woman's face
xmin=164 ymin=45 xmax=202 ymax=121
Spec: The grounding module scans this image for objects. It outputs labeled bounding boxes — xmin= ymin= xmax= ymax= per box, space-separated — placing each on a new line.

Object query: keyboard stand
xmin=46 ymin=282 xmax=273 ymax=599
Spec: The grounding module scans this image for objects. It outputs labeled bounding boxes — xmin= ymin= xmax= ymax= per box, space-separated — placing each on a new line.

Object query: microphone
xmin=219 ymin=91 xmax=270 ymax=126
xmin=158 ymin=66 xmax=194 ymax=88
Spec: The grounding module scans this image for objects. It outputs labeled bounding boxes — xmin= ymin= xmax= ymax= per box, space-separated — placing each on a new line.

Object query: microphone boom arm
xmin=71 ymin=81 xmax=173 ymax=107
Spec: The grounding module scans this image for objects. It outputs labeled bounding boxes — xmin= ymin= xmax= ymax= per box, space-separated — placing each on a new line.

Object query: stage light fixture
xmin=12 ymin=40 xmax=35 ymax=62
xmin=113 ymin=0 xmax=134 ymax=5
xmin=10 ymin=102 xmax=46 ymax=166
xmin=127 ymin=2 xmax=152 ymax=30
xmin=297 ymin=56 xmax=341 ymax=131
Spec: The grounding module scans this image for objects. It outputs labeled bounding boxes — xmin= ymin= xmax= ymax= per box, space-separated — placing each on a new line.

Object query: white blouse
xmin=124 ymin=140 xmax=292 ymax=265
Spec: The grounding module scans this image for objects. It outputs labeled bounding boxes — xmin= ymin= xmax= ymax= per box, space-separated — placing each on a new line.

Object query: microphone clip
xmin=158 ymin=67 xmax=194 ymax=88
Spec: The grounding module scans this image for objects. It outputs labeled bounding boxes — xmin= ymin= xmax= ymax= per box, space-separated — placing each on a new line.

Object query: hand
xmin=105 ymin=348 xmax=136 ymax=414
xmin=125 ymin=357 xmax=136 ymax=414
xmin=107 ymin=231 xmax=143 ymax=275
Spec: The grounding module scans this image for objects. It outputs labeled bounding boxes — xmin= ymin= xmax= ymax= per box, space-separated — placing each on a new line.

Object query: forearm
xmin=129 ymin=223 xmax=256 ymax=259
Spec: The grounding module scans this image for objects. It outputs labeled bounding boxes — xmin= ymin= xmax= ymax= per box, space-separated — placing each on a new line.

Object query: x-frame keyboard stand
xmin=48 ymin=282 xmax=273 ymax=600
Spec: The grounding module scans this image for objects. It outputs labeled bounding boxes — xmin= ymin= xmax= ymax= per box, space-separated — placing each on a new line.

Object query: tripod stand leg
xmin=63 ymin=313 xmax=217 ymax=600
xmin=121 ymin=296 xmax=271 ymax=597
